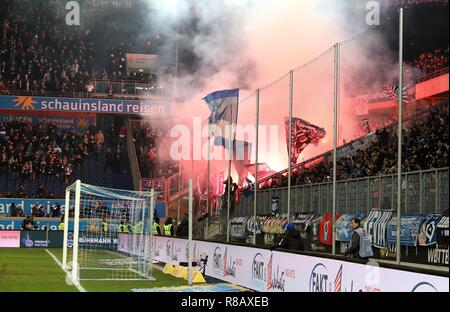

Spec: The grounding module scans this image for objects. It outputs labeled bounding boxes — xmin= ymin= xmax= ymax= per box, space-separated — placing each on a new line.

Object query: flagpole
xmin=332 ymin=43 xmax=340 ymax=256
xmin=177 ymin=152 xmax=182 ymax=226
xmin=226 ymin=104 xmax=233 ymax=243
xmin=206 ymin=119 xmax=211 ymax=239
xmin=253 ymin=89 xmax=260 ymax=245
xmin=287 ymin=70 xmax=294 ymax=221
xmin=396 ymin=8 xmax=404 ymax=265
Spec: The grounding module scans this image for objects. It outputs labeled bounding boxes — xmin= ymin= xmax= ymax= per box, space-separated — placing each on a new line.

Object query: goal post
xmin=62 ymin=180 xmax=157 ymax=284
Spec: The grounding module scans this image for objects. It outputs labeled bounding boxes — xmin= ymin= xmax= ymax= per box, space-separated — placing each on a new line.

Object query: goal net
xmin=62 ymin=180 xmax=157 ymax=284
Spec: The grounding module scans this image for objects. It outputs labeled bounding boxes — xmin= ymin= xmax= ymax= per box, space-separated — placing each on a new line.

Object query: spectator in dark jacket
xmin=176 ymin=213 xmax=189 ymax=238
xmin=21 ymin=216 xmax=35 ymax=230
xmin=276 ymin=223 xmax=304 ymax=251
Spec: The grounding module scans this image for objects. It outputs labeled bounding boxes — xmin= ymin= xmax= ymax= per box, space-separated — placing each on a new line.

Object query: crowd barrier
xmin=118 ymin=234 xmax=449 ymax=292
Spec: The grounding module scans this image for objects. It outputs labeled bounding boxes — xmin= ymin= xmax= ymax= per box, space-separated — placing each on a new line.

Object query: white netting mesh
xmin=63 ymin=181 xmax=156 ymax=282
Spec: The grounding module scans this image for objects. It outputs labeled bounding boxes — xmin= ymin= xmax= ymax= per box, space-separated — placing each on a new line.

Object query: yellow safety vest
xmin=152 ymin=222 xmax=159 ymax=235
xmin=59 ymin=222 xmax=64 ymax=231
xmin=101 ymin=221 xmax=109 ymax=233
xmin=164 ymin=224 xmax=172 ymax=236
xmin=118 ymin=224 xmax=129 ymax=233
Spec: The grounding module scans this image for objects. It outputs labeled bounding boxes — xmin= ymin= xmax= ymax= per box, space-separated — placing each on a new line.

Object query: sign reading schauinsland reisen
xmin=0 ymin=95 xmax=171 ymax=116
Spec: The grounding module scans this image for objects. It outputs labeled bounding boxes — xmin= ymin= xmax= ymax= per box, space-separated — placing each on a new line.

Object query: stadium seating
xmin=0 ymin=121 xmax=133 ymax=199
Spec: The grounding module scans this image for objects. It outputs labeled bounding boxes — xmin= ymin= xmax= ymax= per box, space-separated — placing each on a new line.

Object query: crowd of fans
xmin=410 ymin=48 xmax=449 ymax=76
xmin=0 ymin=1 xmax=95 ymax=94
xmin=0 ymin=120 xmax=123 ymax=198
xmin=262 ymin=102 xmax=449 ymax=189
xmin=132 ymin=121 xmax=179 ymax=179
xmin=0 ymin=0 xmax=165 ymax=97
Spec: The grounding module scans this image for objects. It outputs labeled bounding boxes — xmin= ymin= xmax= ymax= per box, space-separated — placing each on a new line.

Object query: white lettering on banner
xmin=251 ymin=253 xmax=267 ymax=291
xmin=427 ymin=248 xmax=449 ymax=265
xmin=78 ymin=237 xmax=117 ymax=244
xmin=36 ymin=98 xmax=167 ymax=115
xmin=309 ymin=263 xmax=329 ymax=292
xmin=121 ymin=235 xmax=449 ymax=292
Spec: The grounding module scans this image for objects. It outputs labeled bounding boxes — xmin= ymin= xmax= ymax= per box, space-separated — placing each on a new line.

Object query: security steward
xmin=153 ymin=217 xmax=161 ymax=235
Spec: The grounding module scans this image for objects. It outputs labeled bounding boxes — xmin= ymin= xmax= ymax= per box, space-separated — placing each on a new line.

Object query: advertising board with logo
xmin=0 ymin=95 xmax=171 ymax=117
xmin=0 ymin=114 xmax=96 ymax=134
xmin=0 ymin=230 xmax=20 ymax=247
xmin=20 ymin=231 xmax=64 ymax=248
xmin=118 ymin=235 xmax=449 ymax=292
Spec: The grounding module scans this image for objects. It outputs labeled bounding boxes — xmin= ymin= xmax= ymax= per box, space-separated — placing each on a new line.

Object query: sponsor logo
xmin=223 ymin=247 xmax=240 ymax=278
xmin=309 ymin=263 xmax=345 ymax=292
xmin=411 ymin=282 xmax=438 ymax=292
xmin=23 ymin=236 xmax=33 ymax=247
xmin=14 ymin=96 xmax=36 ymax=110
xmin=78 ymin=118 xmax=90 ymax=128
xmin=78 ymin=236 xmax=117 ymax=244
xmin=309 ymin=263 xmax=330 ymax=292
xmin=266 ymin=254 xmax=286 ymax=292
xmin=251 ymin=253 xmax=266 ymax=290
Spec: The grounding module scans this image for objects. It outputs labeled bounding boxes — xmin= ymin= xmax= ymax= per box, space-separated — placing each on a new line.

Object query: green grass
xmin=0 ymin=248 xmax=189 ymax=292
xmin=0 ymin=248 xmax=77 ymax=292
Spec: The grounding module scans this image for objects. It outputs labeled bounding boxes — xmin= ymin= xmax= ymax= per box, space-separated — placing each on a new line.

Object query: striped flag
xmin=334 ymin=264 xmax=343 ymax=292
xmin=267 ymin=254 xmax=273 ymax=290
xmin=285 ymin=117 xmax=326 ymax=166
xmin=223 ymin=247 xmax=228 ymax=276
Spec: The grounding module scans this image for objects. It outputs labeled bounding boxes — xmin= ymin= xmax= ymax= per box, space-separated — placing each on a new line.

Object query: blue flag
xmin=203 ymin=88 xmax=239 ymax=125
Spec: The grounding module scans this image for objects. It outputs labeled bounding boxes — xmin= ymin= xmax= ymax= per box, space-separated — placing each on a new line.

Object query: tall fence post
xmin=332 ymin=42 xmax=340 ymax=255
xmin=435 ymin=169 xmax=439 ymax=213
xmin=396 ymin=7 xmax=404 ymax=265
xmin=287 ymin=70 xmax=294 ymax=221
xmin=253 ymin=89 xmax=260 ymax=245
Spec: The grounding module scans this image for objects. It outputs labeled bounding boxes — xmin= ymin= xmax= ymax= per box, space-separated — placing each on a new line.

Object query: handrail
xmin=255 ymin=167 xmax=449 ymax=193
xmin=415 ymin=67 xmax=449 ymax=84
xmin=257 ymin=100 xmax=449 ymax=185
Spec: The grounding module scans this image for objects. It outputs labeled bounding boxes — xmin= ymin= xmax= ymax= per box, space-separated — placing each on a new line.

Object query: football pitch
xmin=0 ymin=248 xmax=187 ymax=292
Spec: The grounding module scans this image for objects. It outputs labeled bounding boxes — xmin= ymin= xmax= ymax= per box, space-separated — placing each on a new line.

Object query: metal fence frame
xmin=233 ymin=168 xmax=449 ymax=218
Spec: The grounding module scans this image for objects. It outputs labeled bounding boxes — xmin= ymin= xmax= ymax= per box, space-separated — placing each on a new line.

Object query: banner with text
xmin=0 ymin=114 xmax=96 ymax=133
xmin=0 ymin=96 xmax=171 ymax=116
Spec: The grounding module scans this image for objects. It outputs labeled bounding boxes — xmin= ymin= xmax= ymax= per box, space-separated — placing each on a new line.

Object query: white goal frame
xmin=62 ymin=180 xmax=156 ymax=285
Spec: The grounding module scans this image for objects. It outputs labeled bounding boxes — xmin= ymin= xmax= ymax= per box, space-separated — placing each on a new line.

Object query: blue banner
xmin=0 ymin=114 xmax=96 ymax=133
xmin=0 ymin=198 xmax=165 ymax=218
xmin=0 ymin=95 xmax=171 ymax=116
xmin=386 ymin=215 xmax=425 ymax=247
xmin=0 ymin=199 xmax=65 ymax=217
xmin=335 ymin=213 xmax=366 ymax=242
xmin=0 ymin=219 xmax=121 ymax=231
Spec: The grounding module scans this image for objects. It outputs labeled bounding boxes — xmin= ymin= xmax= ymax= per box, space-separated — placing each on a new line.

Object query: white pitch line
xmin=45 ymin=249 xmax=87 ymax=293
